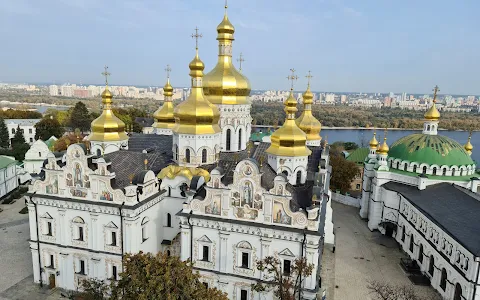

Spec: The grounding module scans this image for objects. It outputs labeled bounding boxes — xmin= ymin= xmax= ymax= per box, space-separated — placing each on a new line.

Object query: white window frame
xmin=104 ymin=222 xmax=119 ymax=247
xmin=236 ymin=241 xmax=253 ymax=269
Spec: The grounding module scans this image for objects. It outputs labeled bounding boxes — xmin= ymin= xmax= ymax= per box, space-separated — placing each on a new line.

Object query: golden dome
xmin=173 ymin=49 xmax=221 ymax=135
xmin=203 ymin=5 xmax=251 ymax=105
xmin=464 ymin=135 xmax=473 ymax=155
xmin=266 ymin=91 xmax=312 ymax=157
xmin=89 ymin=86 xmax=128 ymax=142
xmin=153 ymin=77 xmax=175 ymax=129
xmin=424 ymin=101 xmax=440 ymax=121
xmin=296 ymin=85 xmax=321 ymax=141
xmin=377 ymin=137 xmax=389 ymax=155
xmin=369 ymin=132 xmax=379 ymax=149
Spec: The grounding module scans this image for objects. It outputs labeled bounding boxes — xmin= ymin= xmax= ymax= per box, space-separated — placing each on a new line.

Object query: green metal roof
xmin=346 ymin=148 xmax=369 ymax=165
xmin=388 ymin=133 xmax=474 ymax=167
xmin=0 ymin=156 xmax=17 ymax=169
xmin=389 ymin=168 xmax=479 ymax=182
xmin=250 ymin=131 xmax=272 ymax=142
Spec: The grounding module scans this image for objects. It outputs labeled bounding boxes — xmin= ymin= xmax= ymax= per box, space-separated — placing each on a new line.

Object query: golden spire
xmin=153 ymin=65 xmax=175 ymax=129
xmin=203 ymin=1 xmax=251 ymax=105
xmin=377 ymin=129 xmax=389 ymax=155
xmin=369 ymin=129 xmax=379 ymax=149
xmin=296 ymin=71 xmax=322 ymax=142
xmin=266 ymin=69 xmax=311 ymax=157
xmin=173 ymin=28 xmax=220 ymax=135
xmin=424 ymin=85 xmax=441 ymax=121
xmin=237 ymin=52 xmax=245 ymax=72
xmin=89 ymin=66 xmax=128 ymax=142
xmin=464 ymin=131 xmax=473 ymax=155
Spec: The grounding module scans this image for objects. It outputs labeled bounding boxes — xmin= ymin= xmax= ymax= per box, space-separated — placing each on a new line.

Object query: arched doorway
xmin=453 ymin=283 xmax=462 ymax=300
xmin=226 ymin=129 xmax=231 ymax=151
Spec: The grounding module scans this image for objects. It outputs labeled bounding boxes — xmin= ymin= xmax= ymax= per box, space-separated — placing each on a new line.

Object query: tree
xmin=69 ymin=102 xmax=91 ymax=132
xmin=10 ymin=125 xmax=29 ymax=161
xmin=79 ymin=251 xmax=228 ymax=300
xmin=54 ymin=133 xmax=86 ymax=152
xmin=252 ymin=256 xmax=314 ymax=300
xmin=367 ymin=280 xmax=442 ymax=300
xmin=35 ymin=117 xmax=65 ymax=140
xmin=329 ymin=154 xmax=360 ymax=193
xmin=344 ymin=142 xmax=359 ymax=151
xmin=79 ymin=278 xmax=110 ymax=300
xmin=0 ymin=118 xmax=9 ymax=148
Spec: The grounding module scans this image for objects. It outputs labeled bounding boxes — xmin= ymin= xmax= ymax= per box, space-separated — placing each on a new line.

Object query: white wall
xmin=0 ymin=163 xmax=18 ymax=199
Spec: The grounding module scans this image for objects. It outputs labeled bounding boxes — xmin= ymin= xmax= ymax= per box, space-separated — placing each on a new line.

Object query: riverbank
xmin=252 ymin=125 xmax=478 ymax=132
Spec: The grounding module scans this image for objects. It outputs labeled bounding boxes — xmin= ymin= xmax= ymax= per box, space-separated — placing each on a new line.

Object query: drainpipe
xmin=299 ymin=228 xmax=307 ymax=300
xmin=187 ymin=211 xmax=193 ymax=263
xmin=30 ymin=192 xmax=42 ymax=287
xmin=119 ymin=202 xmax=125 ymax=271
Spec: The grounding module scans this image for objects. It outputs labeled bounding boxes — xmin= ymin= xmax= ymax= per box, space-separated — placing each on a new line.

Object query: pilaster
xmin=90 ymin=213 xmax=99 ymax=250
xmin=219 ymin=231 xmax=229 ymax=273
xmin=58 ymin=209 xmax=66 ymax=245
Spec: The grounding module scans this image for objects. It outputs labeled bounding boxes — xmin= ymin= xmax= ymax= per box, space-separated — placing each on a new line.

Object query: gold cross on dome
xmin=287 ymin=68 xmax=298 ymax=91
xmin=102 ymin=65 xmax=111 ymax=86
xmin=237 ymin=53 xmax=245 ymax=71
xmin=306 ymin=71 xmax=313 ymax=86
xmin=165 ymin=65 xmax=172 ymax=78
xmin=432 ymin=85 xmax=440 ymax=103
xmin=192 ymin=27 xmax=202 ymax=50
xmin=225 ymin=0 xmax=228 ymax=10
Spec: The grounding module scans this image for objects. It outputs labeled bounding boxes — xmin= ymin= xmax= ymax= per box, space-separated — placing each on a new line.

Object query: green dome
xmin=388 ymin=133 xmax=474 ymax=167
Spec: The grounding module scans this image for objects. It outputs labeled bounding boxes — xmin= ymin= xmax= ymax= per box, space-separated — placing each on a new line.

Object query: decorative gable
xmin=279 ymin=248 xmax=295 ymax=257
xmin=40 ymin=212 xmax=53 ymax=219
xmin=198 ymin=235 xmax=212 ymax=243
xmin=104 ymin=221 xmax=118 ymax=229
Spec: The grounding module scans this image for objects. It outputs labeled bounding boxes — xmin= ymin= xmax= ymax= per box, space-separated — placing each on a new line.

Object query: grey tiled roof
xmin=128 ymin=133 xmax=173 ymax=153
xmin=135 ymin=117 xmax=154 ymax=127
xmin=383 ymin=182 xmax=480 ymax=256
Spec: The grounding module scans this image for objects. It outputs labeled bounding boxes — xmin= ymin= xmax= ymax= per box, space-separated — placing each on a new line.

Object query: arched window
xmin=401 ymin=225 xmax=406 ymax=242
xmin=141 ymin=217 xmax=149 ymax=242
xmin=460 ymin=169 xmax=464 ymax=176
xmin=202 ymin=149 xmax=207 ymax=163
xmin=413 ymin=165 xmax=417 ymax=173
xmin=427 ymin=125 xmax=431 ymax=131
xmin=296 ymin=171 xmax=302 ymax=185
xmin=97 ymin=149 xmax=102 ymax=157
xmin=440 ymin=268 xmax=447 ymax=290
xmin=226 ymin=129 xmax=231 ymax=151
xmin=167 ymin=250 xmax=171 ymax=257
xmin=454 ymin=283 xmax=462 ymax=300
xmin=442 ymin=168 xmax=447 ymax=176
xmin=38 ymin=152 xmax=42 ymax=157
xmin=422 ymin=166 xmax=427 ymax=174
xmin=432 ymin=167 xmax=437 ymax=175
xmin=452 ymin=168 xmax=456 ymax=175
xmin=428 ymin=255 xmax=435 ymax=276
xmin=167 ymin=213 xmax=172 ymax=227
xmin=282 ymin=170 xmax=288 ymax=176
xmin=11 ymin=128 xmax=15 ymax=134
xmin=238 ymin=128 xmax=242 ymax=150
xmin=418 ymin=244 xmax=424 ymax=263
xmin=175 ymin=145 xmax=179 ymax=161
xmin=185 ymin=149 xmax=191 ymax=163
xmin=403 ymin=163 xmax=408 ymax=170
xmin=409 ymin=234 xmax=414 ymax=252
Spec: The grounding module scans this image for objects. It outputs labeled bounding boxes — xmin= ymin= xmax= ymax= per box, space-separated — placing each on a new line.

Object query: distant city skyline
xmin=0 ymin=0 xmax=480 ymax=94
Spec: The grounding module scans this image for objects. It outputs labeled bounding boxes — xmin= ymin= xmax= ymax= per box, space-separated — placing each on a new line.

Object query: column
xmin=59 ymin=253 xmax=69 ymax=289
xmin=260 ymin=237 xmax=271 ymax=280
xmin=180 ymin=224 xmax=191 ymax=261
xmin=31 ymin=247 xmax=41 ymax=284
xmin=28 ymin=205 xmax=38 ymax=241
xmin=304 ymin=244 xmax=317 ymax=290
xmin=58 ymin=209 xmax=66 ymax=245
xmin=90 ymin=213 xmax=99 ymax=250
xmin=124 ymin=220 xmax=134 ymax=253
xmin=219 ymin=231 xmax=229 ymax=273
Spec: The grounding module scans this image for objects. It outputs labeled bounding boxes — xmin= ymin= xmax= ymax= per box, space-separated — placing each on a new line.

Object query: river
xmin=253 ymin=127 xmax=479 ymax=163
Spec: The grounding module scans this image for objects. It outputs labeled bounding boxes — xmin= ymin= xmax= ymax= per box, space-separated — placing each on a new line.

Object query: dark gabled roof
xmin=383 ymin=182 xmax=480 ymax=256
xmin=128 ymin=133 xmax=173 ymax=153
xmin=135 ymin=117 xmax=155 ymax=127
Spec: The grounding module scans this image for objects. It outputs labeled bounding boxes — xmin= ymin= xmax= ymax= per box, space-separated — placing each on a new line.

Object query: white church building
xmin=360 ymin=89 xmax=480 ymax=300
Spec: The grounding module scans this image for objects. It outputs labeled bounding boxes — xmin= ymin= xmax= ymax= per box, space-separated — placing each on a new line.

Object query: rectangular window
xmin=47 ymin=222 xmax=52 ymax=236
xmin=241 ymin=252 xmax=249 ymax=268
xmin=112 ymin=266 xmax=117 ymax=280
xmin=78 ymin=227 xmax=84 ymax=241
xmin=111 ymin=231 xmax=117 ymax=246
xmin=50 ymin=254 xmax=54 ymax=268
xmin=356 ymin=184 xmax=361 ymax=190
xmin=283 ymin=259 xmax=291 ymax=275
xmin=79 ymin=260 xmax=85 ymax=274
xmin=203 ymin=282 xmax=208 ymax=289
xmin=202 ymin=246 xmax=209 ymax=261
xmin=240 ymin=289 xmax=248 ymax=300
xmin=29 ymin=138 xmax=33 ymax=143
xmin=29 ymin=128 xmax=32 ymax=134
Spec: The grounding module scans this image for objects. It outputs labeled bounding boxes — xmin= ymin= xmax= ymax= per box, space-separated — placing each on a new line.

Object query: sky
xmin=0 ymin=0 xmax=479 ymax=95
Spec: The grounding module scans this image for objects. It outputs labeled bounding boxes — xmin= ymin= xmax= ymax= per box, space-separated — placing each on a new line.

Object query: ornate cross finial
xmin=286 ymin=68 xmax=298 ymax=91
xmin=432 ymin=85 xmax=440 ymax=103
xmin=192 ymin=27 xmax=202 ymax=50
xmin=237 ymin=53 xmax=245 ymax=71
xmin=165 ymin=65 xmax=172 ymax=78
xmin=102 ymin=65 xmax=111 ymax=86
xmin=306 ymin=70 xmax=313 ymax=86
xmin=225 ymin=0 xmax=228 ymax=10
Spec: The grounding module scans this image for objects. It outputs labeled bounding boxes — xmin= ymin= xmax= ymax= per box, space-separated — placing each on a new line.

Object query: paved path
xmin=331 ymin=201 xmax=438 ymax=300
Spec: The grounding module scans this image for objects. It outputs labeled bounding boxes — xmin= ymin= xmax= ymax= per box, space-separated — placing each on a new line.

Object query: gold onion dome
xmin=202 ymin=4 xmax=251 ymax=105
xmin=369 ymin=132 xmax=379 ymax=149
xmin=424 ymin=101 xmax=441 ymax=121
xmin=173 ymin=47 xmax=220 ymax=135
xmin=377 ymin=137 xmax=389 ymax=155
xmin=296 ymin=84 xmax=321 ymax=141
xmin=153 ymin=74 xmax=175 ymax=129
xmin=89 ymin=86 xmax=128 ymax=142
xmin=266 ymin=91 xmax=312 ymax=157
xmin=464 ymin=135 xmax=473 ymax=155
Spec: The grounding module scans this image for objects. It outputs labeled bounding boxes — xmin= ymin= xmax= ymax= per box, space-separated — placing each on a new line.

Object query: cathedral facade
xmin=27 ymin=4 xmax=333 ymax=299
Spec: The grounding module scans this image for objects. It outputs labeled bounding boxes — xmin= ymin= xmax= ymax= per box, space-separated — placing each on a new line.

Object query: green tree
xmin=344 ymin=142 xmax=359 ymax=151
xmin=329 ymin=154 xmax=360 ymax=193
xmin=10 ymin=125 xmax=29 ymax=160
xmin=252 ymin=256 xmax=314 ymax=300
xmin=68 ymin=102 xmax=91 ymax=132
xmin=35 ymin=117 xmax=65 ymax=140
xmin=0 ymin=118 xmax=9 ymax=148
xmin=79 ymin=251 xmax=228 ymax=300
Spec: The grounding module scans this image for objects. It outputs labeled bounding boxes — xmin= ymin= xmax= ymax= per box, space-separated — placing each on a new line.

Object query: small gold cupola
xmin=266 ymin=69 xmax=311 ymax=157
xmin=296 ymin=71 xmax=321 ymax=144
xmin=377 ymin=133 xmax=389 ymax=155
xmin=202 ymin=1 xmax=251 ymax=105
xmin=424 ymin=85 xmax=441 ymax=121
xmin=89 ymin=66 xmax=128 ymax=142
xmin=464 ymin=132 xmax=473 ymax=156
xmin=153 ymin=65 xmax=175 ymax=130
xmin=369 ymin=131 xmax=379 ymax=149
xmin=173 ymin=27 xmax=221 ymax=135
